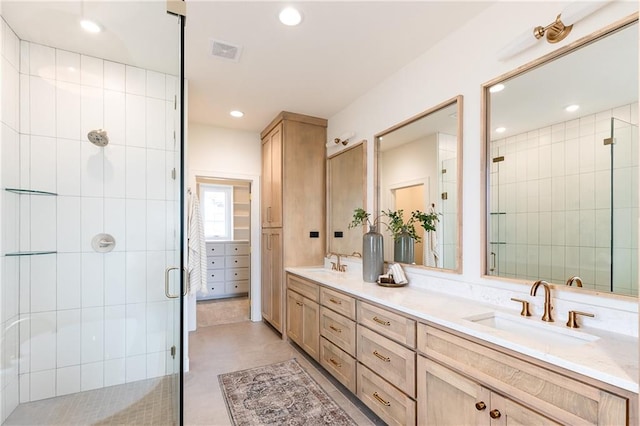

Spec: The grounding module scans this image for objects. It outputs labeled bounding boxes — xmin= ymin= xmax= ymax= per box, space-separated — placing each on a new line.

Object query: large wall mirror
xmin=327 ymin=140 xmax=367 ymax=256
xmin=484 ymin=16 xmax=638 ymax=297
xmin=376 ymin=96 xmax=463 ymax=272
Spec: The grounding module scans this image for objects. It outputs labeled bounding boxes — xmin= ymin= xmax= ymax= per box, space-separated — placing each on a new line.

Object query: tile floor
xmin=184 ymin=320 xmax=381 ymax=425
xmin=5 ymin=319 xmax=380 ymax=425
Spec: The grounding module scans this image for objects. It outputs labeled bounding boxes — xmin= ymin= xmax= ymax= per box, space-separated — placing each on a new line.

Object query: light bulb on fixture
xmin=497 ymin=0 xmax=614 ymax=61
xmin=80 ymin=19 xmax=101 ymax=33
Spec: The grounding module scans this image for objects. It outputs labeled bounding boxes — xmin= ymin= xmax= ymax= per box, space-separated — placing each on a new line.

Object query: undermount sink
xmin=463 ymin=311 xmax=599 ymax=345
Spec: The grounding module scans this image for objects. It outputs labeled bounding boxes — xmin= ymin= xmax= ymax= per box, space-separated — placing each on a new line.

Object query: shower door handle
xmin=165 ymin=266 xmax=187 ymax=298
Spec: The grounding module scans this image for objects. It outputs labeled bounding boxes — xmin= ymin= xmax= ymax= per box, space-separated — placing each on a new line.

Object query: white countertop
xmin=286 ymin=266 xmax=639 ymax=393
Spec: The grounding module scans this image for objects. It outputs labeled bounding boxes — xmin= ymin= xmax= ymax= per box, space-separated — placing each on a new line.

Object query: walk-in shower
xmin=0 ymin=2 xmax=185 ymax=424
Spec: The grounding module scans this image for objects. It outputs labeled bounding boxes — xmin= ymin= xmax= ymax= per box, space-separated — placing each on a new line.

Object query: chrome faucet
xmin=565 ymin=276 xmax=583 ymax=287
xmin=326 ymin=252 xmax=347 ymax=272
xmin=530 ymin=280 xmax=553 ymax=322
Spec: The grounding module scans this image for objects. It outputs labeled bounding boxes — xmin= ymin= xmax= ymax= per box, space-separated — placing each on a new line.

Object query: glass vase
xmin=363 ymin=225 xmax=384 ymax=282
xmin=394 ymin=229 xmax=414 ymax=264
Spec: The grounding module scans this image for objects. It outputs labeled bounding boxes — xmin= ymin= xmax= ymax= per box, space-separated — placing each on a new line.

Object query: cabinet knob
xmin=489 ymin=409 xmax=501 ymax=419
xmin=475 ymin=401 xmax=486 ymax=411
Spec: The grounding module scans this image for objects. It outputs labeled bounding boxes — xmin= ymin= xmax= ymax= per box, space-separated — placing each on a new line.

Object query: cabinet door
xmin=261 ymin=125 xmax=282 ymax=228
xmin=301 ymin=297 xmax=319 ymax=361
xmin=491 ymin=393 xmax=560 ymax=426
xmin=286 ymin=290 xmax=303 ymax=345
xmin=261 ymin=228 xmax=282 ymax=332
xmin=418 ymin=356 xmax=490 ymax=426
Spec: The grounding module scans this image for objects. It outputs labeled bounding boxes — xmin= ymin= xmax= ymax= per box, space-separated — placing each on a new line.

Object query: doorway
xmin=193 ymin=177 xmax=253 ymax=327
xmin=393 ymin=184 xmax=425 ymax=265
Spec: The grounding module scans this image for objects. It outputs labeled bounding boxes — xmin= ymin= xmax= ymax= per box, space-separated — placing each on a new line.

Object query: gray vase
xmin=394 ymin=230 xmax=414 ymax=264
xmin=363 ymin=225 xmax=384 ymax=282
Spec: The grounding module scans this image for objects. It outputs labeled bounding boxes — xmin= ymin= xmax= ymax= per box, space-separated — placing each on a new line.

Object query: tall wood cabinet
xmin=260 ymin=112 xmax=327 ymax=334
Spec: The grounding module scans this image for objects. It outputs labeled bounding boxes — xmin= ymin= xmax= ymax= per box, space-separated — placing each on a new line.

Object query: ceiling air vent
xmin=210 ymin=39 xmax=242 ymax=62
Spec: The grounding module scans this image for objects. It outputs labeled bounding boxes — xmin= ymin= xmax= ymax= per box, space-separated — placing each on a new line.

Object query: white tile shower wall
xmin=490 ymin=104 xmax=638 ymax=296
xmin=1 ymin=17 xmax=21 ymax=423
xmin=13 ymin=40 xmax=179 ymax=403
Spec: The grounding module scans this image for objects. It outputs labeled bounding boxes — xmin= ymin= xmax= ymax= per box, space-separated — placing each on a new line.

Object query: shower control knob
xmin=92 ymin=233 xmax=116 ymax=253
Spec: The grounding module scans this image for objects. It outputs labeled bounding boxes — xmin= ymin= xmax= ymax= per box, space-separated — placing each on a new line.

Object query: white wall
xmin=2 ymin=32 xmax=180 ymax=410
xmin=186 ymin=123 xmax=262 ymax=322
xmin=327 ymin=1 xmax=639 ymax=336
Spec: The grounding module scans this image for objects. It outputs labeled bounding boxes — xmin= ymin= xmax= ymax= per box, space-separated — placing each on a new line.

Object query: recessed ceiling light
xmin=230 ymin=110 xmax=244 ymax=118
xmin=495 ymin=127 xmax=506 ymax=133
xmin=80 ymin=19 xmax=101 ymax=33
xmin=565 ymin=104 xmax=580 ymax=112
xmin=279 ymin=7 xmax=302 ymax=26
xmin=489 ymin=84 xmax=505 ymax=93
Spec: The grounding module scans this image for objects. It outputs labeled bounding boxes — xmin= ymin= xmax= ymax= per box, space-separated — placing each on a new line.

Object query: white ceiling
xmin=1 ymin=1 xmax=493 ymax=133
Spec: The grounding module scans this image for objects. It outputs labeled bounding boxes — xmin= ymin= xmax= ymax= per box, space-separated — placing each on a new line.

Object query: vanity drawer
xmin=287 ymin=274 xmax=319 ymax=302
xmin=320 ymin=306 xmax=356 ymax=356
xmin=225 ymin=280 xmax=248 ymax=294
xmin=206 ymin=256 xmax=225 ymax=270
xmin=225 ymin=243 xmax=249 ymax=255
xmin=357 ymin=364 xmax=416 ymax=426
xmin=226 ymin=255 xmax=249 ymax=268
xmin=226 ymin=268 xmax=249 ymax=281
xmin=205 ymin=242 xmax=225 ymax=255
xmin=357 ymin=325 xmax=415 ymax=397
xmin=417 ymin=323 xmax=629 ymax=425
xmin=320 ymin=337 xmax=356 ymax=394
xmin=206 ymin=270 xmax=225 ymax=282
xmin=357 ymin=301 xmax=416 ymax=348
xmin=320 ymin=287 xmax=356 ymax=320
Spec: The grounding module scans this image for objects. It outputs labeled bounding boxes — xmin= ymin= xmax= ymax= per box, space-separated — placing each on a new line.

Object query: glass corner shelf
xmin=5 ymin=188 xmax=58 ymax=196
xmin=5 ymin=251 xmax=57 ymax=257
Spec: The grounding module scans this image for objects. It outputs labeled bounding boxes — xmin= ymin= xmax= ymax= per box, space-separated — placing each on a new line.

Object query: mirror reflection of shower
xmin=87 ymin=128 xmax=109 ymax=146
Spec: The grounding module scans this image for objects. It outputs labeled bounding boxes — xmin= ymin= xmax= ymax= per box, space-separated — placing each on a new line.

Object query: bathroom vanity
xmin=285 ymin=267 xmax=638 ymax=426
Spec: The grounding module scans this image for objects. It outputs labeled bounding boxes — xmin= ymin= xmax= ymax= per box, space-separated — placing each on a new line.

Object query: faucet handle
xmin=339 ymin=264 xmax=348 ymax=272
xmin=566 ymin=310 xmax=594 ymax=328
xmin=330 ymin=262 xmax=338 ymax=271
xmin=510 ymin=298 xmax=532 ymax=317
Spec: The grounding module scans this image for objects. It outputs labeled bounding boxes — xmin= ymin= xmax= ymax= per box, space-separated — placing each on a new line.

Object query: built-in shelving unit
xmin=233 ymin=185 xmax=250 ymax=241
xmin=5 ymin=188 xmax=57 ymax=196
xmin=4 ymin=188 xmax=58 ymax=257
xmin=5 ymin=251 xmax=57 ymax=257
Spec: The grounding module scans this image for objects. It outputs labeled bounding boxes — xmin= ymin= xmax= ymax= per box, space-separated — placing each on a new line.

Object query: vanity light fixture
xmin=80 ymin=19 xmax=101 ymax=33
xmin=497 ymin=0 xmax=614 ymax=61
xmin=334 ymin=131 xmax=355 ymax=146
xmin=565 ymin=104 xmax=580 ymax=112
xmin=279 ymin=7 xmax=302 ymax=26
xmin=230 ymin=110 xmax=244 ymax=118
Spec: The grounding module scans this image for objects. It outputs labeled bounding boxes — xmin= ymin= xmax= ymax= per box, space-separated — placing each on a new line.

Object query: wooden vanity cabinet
xmin=260 ymin=112 xmax=327 ymax=334
xmin=356 ymin=300 xmax=417 ymax=425
xmin=319 ymin=287 xmax=358 ymax=393
xmin=286 ymin=274 xmax=320 ymax=360
xmin=261 ymin=229 xmax=282 ymax=331
xmin=417 ymin=323 xmax=632 ymax=425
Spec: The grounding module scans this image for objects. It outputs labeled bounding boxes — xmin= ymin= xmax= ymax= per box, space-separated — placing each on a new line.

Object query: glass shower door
xmin=610 ymin=117 xmax=638 ymax=296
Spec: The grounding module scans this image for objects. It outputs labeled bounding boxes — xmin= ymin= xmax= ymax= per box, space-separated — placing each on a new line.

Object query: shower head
xmin=87 ymin=129 xmax=109 ymax=147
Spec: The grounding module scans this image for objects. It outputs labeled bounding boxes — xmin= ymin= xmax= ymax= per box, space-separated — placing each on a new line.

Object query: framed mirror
xmin=483 ymin=16 xmax=638 ymax=297
xmin=375 ymin=96 xmax=463 ymax=272
xmin=327 ymin=140 xmax=367 ymax=256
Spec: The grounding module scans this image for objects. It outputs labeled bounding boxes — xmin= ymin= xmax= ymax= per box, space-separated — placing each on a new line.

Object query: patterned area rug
xmin=218 ymin=359 xmax=357 ymax=425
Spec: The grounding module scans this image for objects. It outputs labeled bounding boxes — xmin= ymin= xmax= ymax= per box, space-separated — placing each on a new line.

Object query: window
xmin=200 ymin=184 xmax=233 ymax=240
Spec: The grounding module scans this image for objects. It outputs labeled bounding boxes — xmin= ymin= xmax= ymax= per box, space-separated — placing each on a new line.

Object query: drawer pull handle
xmin=329 ymin=325 xmax=342 ymax=333
xmin=329 ymin=297 xmax=342 ymax=305
xmin=475 ymin=401 xmax=486 ymax=411
xmin=373 ymin=316 xmax=390 ymax=326
xmin=373 ymin=350 xmax=390 ymax=362
xmin=373 ymin=392 xmax=391 ymax=407
xmin=329 ymin=358 xmax=342 ymax=368
xmin=490 ymin=409 xmax=501 ymax=419
xmin=296 ymin=301 xmax=303 ymax=306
